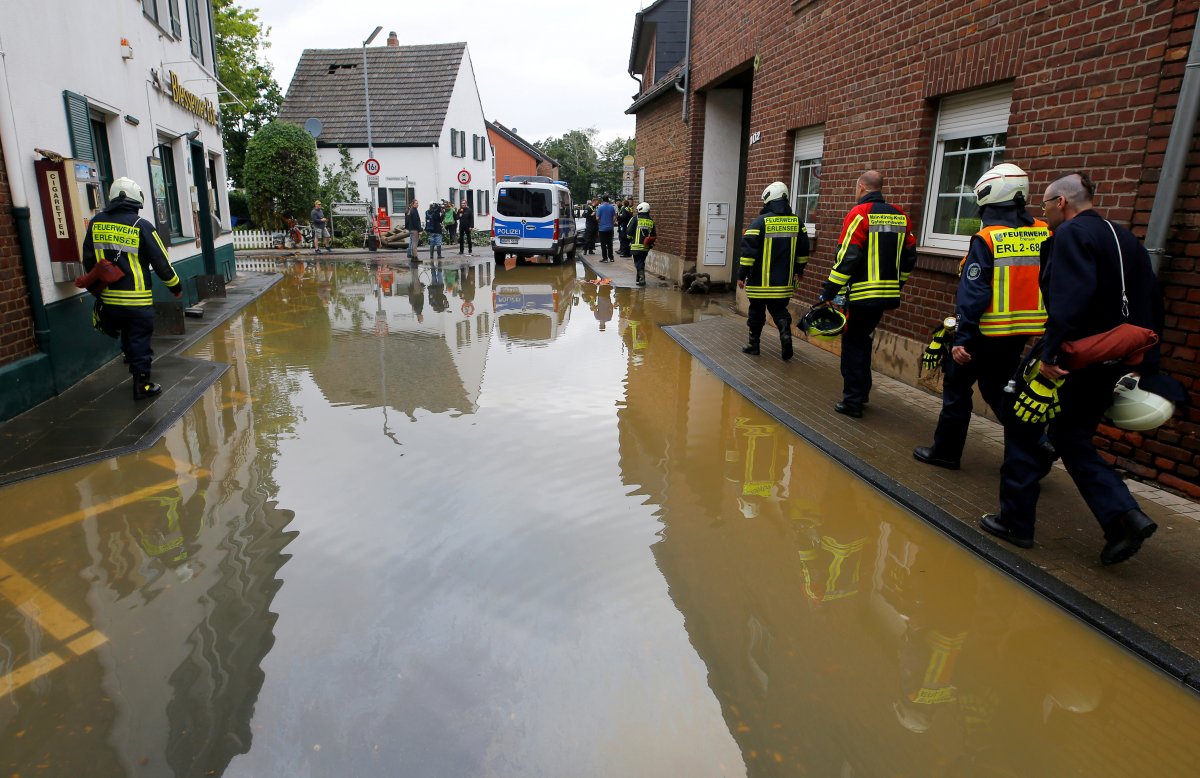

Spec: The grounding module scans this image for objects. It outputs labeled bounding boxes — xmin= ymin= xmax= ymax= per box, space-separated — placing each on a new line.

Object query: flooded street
xmin=3 ymin=257 xmax=1199 ymax=777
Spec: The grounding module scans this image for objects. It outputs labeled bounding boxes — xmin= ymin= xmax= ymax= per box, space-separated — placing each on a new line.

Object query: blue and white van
xmin=491 ymin=176 xmax=577 ymax=264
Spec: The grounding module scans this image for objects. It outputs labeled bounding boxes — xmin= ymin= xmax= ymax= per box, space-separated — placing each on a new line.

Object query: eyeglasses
xmin=1040 ymin=195 xmax=1062 ymax=209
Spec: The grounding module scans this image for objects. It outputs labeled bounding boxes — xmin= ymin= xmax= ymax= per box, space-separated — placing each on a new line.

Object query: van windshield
xmin=497 ymin=187 xmax=553 ymax=218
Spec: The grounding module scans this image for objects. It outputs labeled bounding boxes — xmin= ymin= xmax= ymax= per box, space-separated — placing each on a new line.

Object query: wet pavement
xmin=1 ymin=256 xmax=1199 ymax=776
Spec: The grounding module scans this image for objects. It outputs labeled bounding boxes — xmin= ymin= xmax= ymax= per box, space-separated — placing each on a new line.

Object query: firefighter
xmin=81 ymin=176 xmax=182 ymax=399
xmin=738 ymin=181 xmax=809 ymax=360
xmin=818 ymin=170 xmax=917 ymax=418
xmin=913 ymin=163 xmax=1050 ymax=469
xmin=627 ymin=202 xmax=656 ymax=286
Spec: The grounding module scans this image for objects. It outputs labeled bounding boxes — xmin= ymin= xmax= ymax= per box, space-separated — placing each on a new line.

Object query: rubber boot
xmin=777 ymin=315 xmax=794 ymax=361
xmin=636 ymin=269 xmax=646 ymax=286
xmin=133 ymin=373 xmax=162 ymax=400
xmin=742 ymin=332 xmax=761 ymax=356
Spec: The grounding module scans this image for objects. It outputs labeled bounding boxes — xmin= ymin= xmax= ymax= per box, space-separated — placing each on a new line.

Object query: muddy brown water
xmin=1 ymin=258 xmax=1197 ymax=777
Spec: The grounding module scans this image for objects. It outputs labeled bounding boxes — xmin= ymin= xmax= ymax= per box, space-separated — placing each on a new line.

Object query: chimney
xmin=386 ymin=31 xmax=399 ymax=47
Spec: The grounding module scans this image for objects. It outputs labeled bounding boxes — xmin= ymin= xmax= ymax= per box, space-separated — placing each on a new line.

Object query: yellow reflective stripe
xmin=150 ymin=228 xmax=169 ymax=256
xmin=834 ymin=214 xmax=863 ymax=268
xmin=744 ymin=229 xmax=761 ymax=236
xmin=745 ymin=288 xmax=794 ymax=299
xmin=763 ymin=235 xmax=772 ymax=286
xmin=740 ymin=256 xmax=756 ymax=266
xmin=868 ymin=233 xmax=879 ymax=284
xmin=129 ymin=251 xmax=146 ymax=291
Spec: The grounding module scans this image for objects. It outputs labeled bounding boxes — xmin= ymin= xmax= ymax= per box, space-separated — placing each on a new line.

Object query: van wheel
xmin=550 ymin=249 xmax=563 ymax=265
xmin=494 ymin=250 xmax=506 ymax=263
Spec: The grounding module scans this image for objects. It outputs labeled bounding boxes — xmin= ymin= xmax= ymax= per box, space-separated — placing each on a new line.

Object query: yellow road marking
xmin=0 ymin=559 xmax=90 ymax=640
xmin=0 ymin=652 xmax=65 ymax=695
xmin=145 ymin=455 xmax=210 ymax=478
xmin=67 ymin=630 xmax=108 ymax=655
xmin=0 ymin=476 xmax=196 ymax=549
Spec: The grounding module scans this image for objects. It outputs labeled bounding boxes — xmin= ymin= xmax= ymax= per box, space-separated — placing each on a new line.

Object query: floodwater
xmin=2 ymin=256 xmax=1198 ymax=777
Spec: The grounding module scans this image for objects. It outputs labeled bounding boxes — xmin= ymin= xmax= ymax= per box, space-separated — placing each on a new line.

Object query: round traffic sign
xmin=364 ymin=158 xmax=381 ymax=175
xmin=457 ymin=169 xmax=472 ymax=186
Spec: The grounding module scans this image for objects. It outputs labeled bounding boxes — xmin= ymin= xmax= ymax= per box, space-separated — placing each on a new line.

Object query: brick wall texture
xmin=633 ymin=0 xmax=1200 ymax=492
xmin=0 ymin=133 xmax=37 ymax=366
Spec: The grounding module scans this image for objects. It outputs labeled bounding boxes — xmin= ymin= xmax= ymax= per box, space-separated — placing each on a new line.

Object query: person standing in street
xmin=425 ymin=201 xmax=444 ymax=260
xmin=982 ymin=172 xmax=1163 ymax=566
xmin=458 ymin=201 xmax=474 ymax=254
xmin=913 ymin=163 xmax=1050 ymax=470
xmin=310 ymin=200 xmax=330 ymax=253
xmin=627 ymin=201 xmax=656 ymax=286
xmin=819 ymin=170 xmax=917 ymax=418
xmin=443 ymin=200 xmax=457 ymax=243
xmin=81 ymin=176 xmax=183 ymax=399
xmin=738 ymin=182 xmax=809 ymax=361
xmin=405 ymin=199 xmax=422 ymax=260
xmin=596 ymin=195 xmax=617 ymax=262
xmin=617 ymin=199 xmax=633 ymax=257
xmin=584 ymin=200 xmax=599 ymax=254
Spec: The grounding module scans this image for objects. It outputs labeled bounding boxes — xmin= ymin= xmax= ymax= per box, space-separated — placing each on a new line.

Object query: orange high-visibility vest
xmin=973 ymin=220 xmax=1050 ymax=337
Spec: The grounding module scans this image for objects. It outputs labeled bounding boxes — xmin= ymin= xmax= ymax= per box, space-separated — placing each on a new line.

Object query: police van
xmin=491 ymin=176 xmax=577 ymax=264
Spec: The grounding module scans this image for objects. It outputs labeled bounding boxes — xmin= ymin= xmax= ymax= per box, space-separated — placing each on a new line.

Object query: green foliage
xmin=318 ymin=147 xmax=362 ymax=206
xmin=228 ymin=188 xmax=250 ymax=224
xmin=243 ymin=121 xmax=319 ymax=228
xmin=595 ymin=137 xmax=635 ymax=200
xmin=534 ymin=130 xmax=634 ymax=203
xmin=213 ymin=0 xmax=283 ymax=188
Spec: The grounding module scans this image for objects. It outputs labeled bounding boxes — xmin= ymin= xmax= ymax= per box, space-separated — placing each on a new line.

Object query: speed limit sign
xmin=457 ymin=169 xmax=472 ymax=186
xmin=364 ymin=158 xmax=381 ymax=175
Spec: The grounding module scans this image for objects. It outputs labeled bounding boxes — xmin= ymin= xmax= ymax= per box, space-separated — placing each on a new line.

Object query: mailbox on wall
xmin=34 ymin=157 xmax=102 ymax=282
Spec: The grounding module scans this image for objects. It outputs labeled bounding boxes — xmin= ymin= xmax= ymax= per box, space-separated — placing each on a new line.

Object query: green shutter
xmin=168 ymin=0 xmax=181 ymax=37
xmin=63 ymin=90 xmax=96 ymax=162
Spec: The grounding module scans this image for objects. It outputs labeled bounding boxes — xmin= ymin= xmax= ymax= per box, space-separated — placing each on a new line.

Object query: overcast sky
xmin=249 ymin=0 xmax=650 ymax=146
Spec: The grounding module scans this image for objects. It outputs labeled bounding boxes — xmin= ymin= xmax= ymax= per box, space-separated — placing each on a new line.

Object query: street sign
xmin=367 ymin=175 xmax=380 ymax=187
xmin=623 ymin=155 xmax=635 ymax=170
xmin=621 ymin=181 xmax=634 ymax=197
xmin=623 ymin=171 xmax=634 ymax=181
xmin=332 ymin=201 xmax=372 ymax=216
xmin=457 ymin=169 xmax=472 ymax=186
xmin=364 ymin=158 xmax=381 ymax=175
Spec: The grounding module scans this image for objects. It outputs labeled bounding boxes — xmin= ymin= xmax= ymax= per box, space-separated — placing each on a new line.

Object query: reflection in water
xmin=2 ymin=258 xmax=1198 ymax=777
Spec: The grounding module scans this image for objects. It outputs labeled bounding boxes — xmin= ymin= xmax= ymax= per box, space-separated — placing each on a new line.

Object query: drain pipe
xmin=1144 ymin=19 xmax=1200 ymax=276
xmin=674 ymin=0 xmax=693 ymax=122
xmin=0 ymin=35 xmax=55 ymax=369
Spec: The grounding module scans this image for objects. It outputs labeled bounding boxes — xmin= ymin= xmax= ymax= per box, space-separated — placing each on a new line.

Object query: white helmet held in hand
xmin=974 ymin=163 xmax=1028 ymax=206
xmin=762 ymin=181 xmax=789 ymax=203
xmin=637 ymin=202 xmax=650 ymax=214
xmin=109 ymin=176 xmax=144 ymax=206
xmin=1107 ymin=373 xmax=1175 ymax=431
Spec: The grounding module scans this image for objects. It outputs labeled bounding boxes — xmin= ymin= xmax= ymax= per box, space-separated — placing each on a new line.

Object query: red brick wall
xmin=635 ymin=0 xmax=1200 ymax=491
xmin=487 ymin=128 xmax=538 ymax=181
xmin=633 ymin=90 xmax=691 ymax=259
xmin=0 ymin=133 xmax=38 ymax=366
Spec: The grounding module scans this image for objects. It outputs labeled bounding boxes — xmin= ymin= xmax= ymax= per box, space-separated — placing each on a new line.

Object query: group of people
xmin=581 ymin=196 xmax=638 ymax=261
xmin=404 ymin=199 xmax=476 ymax=260
xmin=736 ymin=166 xmax=1165 ymax=566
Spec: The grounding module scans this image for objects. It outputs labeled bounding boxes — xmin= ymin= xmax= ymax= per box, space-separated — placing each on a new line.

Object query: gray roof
xmin=486 ymin=121 xmax=557 ymax=166
xmin=280 ymin=43 xmax=466 ymax=146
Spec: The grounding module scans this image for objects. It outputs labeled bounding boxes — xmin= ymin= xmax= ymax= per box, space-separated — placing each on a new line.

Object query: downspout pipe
xmin=674 ymin=0 xmax=693 ymax=122
xmin=0 ymin=35 xmax=55 ymax=368
xmin=1144 ymin=19 xmax=1200 ymax=276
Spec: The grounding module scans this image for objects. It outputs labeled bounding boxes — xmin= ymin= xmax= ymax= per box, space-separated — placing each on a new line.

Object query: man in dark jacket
xmin=617 ymin=200 xmax=633 ymax=257
xmin=425 ymin=202 xmax=444 ymax=260
xmin=405 ymin=200 xmax=422 ymax=260
xmin=983 ymin=172 xmax=1164 ymax=566
xmin=458 ymin=202 xmax=474 ymax=254
xmin=819 ymin=170 xmax=917 ymax=418
xmin=738 ymin=181 xmax=809 ymax=360
xmin=81 ymin=176 xmax=182 ymax=399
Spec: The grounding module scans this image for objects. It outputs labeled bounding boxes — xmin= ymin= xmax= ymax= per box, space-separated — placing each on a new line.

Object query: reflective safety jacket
xmin=822 ymin=191 xmax=917 ymax=308
xmin=628 ymin=214 xmax=656 ymax=251
xmin=81 ymin=200 xmax=180 ymax=309
xmin=738 ymin=199 xmax=809 ymax=299
xmin=955 ymin=211 xmax=1050 ymax=344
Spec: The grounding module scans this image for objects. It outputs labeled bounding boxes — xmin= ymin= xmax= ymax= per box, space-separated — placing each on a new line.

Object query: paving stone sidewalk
xmin=664 ymin=314 xmax=1200 ymax=689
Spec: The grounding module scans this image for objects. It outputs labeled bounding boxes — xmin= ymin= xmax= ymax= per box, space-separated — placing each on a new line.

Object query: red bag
xmin=1060 ymin=323 xmax=1158 ymax=370
xmin=74 ymin=258 xmax=125 ymax=293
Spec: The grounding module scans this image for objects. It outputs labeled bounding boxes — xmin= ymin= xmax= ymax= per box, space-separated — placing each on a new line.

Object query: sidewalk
xmin=663 ymin=314 xmax=1200 ymax=690
xmin=0 ymin=271 xmax=281 ymax=488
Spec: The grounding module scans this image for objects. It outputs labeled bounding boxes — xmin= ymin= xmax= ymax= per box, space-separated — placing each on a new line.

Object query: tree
xmin=318 ymin=147 xmax=365 ymax=246
xmin=595 ymin=137 xmax=635 ymax=200
xmin=243 ymin=120 xmax=319 ymax=228
xmin=214 ymin=0 xmax=283 ymax=188
xmin=535 ymin=129 xmax=599 ymax=203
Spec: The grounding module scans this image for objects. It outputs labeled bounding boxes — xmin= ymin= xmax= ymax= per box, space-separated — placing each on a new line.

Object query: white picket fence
xmin=231 ymin=229 xmax=276 ymax=250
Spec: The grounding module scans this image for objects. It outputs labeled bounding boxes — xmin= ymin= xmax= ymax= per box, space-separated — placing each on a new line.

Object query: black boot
xmin=133 ymin=373 xmax=162 ymax=400
xmin=636 ymin=269 xmax=646 ymax=286
xmin=742 ymin=333 xmax=761 ymax=356
xmin=777 ymin=315 xmax=793 ymax=360
xmin=1100 ymin=508 xmax=1157 ymax=565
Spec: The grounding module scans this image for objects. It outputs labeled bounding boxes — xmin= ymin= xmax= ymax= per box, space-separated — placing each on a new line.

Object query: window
xmin=497 ymin=187 xmax=549 ymax=219
xmin=449 ymin=187 xmax=458 ymax=205
xmin=479 ymin=189 xmax=490 ymax=216
xmin=207 ymin=155 xmax=221 ymax=218
xmin=466 ymin=190 xmax=474 ymax=211
xmin=389 ymin=187 xmax=415 ymax=215
xmin=143 ymin=0 xmax=159 ymax=24
xmin=472 ymin=134 xmax=487 ymax=161
xmin=90 ymin=114 xmax=113 ymax=207
xmin=168 ymin=0 xmax=181 ymax=37
xmin=923 ymin=85 xmax=1012 ymax=251
xmin=791 ymin=125 xmax=823 ymax=234
xmin=158 ymin=142 xmax=183 ymax=237
xmin=186 ymin=0 xmax=203 ymax=62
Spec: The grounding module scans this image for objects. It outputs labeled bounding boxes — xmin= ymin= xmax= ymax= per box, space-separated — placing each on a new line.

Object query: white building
xmin=279 ymin=36 xmax=494 ymax=226
xmin=0 ymin=0 xmax=234 ymax=415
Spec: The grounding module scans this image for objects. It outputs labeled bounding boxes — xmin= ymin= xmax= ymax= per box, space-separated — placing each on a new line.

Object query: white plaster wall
xmin=696 ymin=89 xmax=743 ymax=285
xmin=1 ymin=0 xmax=232 ymax=306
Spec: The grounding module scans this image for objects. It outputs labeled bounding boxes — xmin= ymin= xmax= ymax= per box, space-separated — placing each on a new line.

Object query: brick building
xmin=628 ymin=0 xmax=1200 ymax=493
xmin=487 ymin=121 xmax=560 ymax=183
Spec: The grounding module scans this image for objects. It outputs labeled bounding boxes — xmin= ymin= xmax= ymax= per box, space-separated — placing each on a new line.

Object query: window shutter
xmin=63 ymin=91 xmax=96 ymax=162
xmin=793 ymin=125 xmax=824 ymax=161
xmin=935 ymin=85 xmax=1012 ymax=141
xmin=168 ymin=0 xmax=181 ymax=37
xmin=450 ymin=128 xmax=458 ymax=156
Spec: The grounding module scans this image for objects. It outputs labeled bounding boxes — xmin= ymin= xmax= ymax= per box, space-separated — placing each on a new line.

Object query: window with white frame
xmin=791 ymin=125 xmax=823 ymax=235
xmin=923 ymin=85 xmax=1013 ymax=251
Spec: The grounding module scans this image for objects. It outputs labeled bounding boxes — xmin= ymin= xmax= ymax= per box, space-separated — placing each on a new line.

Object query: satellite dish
xmin=304 ymin=118 xmax=323 ymax=139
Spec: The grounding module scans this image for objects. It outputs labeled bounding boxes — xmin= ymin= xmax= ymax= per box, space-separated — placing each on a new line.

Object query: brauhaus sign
xmin=168 ymin=71 xmax=218 ymax=125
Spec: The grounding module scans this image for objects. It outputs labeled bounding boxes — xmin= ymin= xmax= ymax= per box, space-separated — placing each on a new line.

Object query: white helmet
xmin=762 ymin=181 xmax=789 ymax=203
xmin=1107 ymin=373 xmax=1175 ymax=431
xmin=636 ymin=202 xmax=650 ymax=214
xmin=109 ymin=176 xmax=144 ymax=206
xmin=974 ymin=163 xmax=1028 ymax=206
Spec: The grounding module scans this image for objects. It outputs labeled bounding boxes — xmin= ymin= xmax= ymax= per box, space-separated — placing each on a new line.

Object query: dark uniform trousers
xmin=840 ymin=305 xmax=885 ymax=408
xmin=931 ymin=335 xmax=1028 ymax=460
xmin=599 ymin=230 xmax=614 ymax=261
xmin=100 ymin=304 xmax=156 ymax=375
xmin=1000 ymin=362 xmax=1136 ymax=539
xmin=747 ymin=298 xmax=791 ymax=337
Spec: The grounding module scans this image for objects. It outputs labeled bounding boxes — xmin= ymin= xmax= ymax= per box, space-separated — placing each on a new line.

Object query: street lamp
xmin=362 ymin=25 xmax=383 ymax=247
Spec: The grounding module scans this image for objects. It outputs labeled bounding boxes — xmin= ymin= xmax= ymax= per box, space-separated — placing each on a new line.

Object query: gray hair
xmin=1048 ymin=172 xmax=1094 ymax=207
